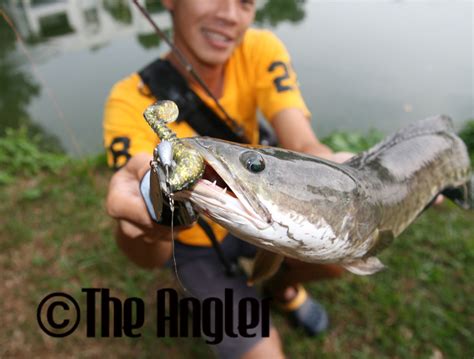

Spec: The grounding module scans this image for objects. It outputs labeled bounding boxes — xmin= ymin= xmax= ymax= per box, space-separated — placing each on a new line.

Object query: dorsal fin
xmin=346 ymin=115 xmax=455 ymax=169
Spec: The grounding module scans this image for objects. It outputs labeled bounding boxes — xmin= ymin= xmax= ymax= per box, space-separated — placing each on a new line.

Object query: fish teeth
xmin=222 ymin=187 xmax=227 ymax=193
xmin=212 ymin=180 xmax=217 ymax=186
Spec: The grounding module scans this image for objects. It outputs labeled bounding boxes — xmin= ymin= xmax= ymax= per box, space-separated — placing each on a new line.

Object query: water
xmin=1 ymin=0 xmax=472 ymax=156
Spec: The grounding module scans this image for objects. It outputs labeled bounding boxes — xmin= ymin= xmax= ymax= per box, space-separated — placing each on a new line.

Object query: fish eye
xmin=240 ymin=151 xmax=265 ymax=173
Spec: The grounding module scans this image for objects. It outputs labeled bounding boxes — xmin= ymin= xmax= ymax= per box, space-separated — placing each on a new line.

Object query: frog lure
xmin=143 ymin=100 xmax=205 ymax=193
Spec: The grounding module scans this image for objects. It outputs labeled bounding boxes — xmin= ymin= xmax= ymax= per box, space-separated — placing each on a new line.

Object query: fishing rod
xmin=132 ymin=0 xmax=248 ymax=143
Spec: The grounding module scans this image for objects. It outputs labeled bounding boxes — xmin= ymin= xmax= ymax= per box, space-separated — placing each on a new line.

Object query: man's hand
xmin=271 ymin=109 xmax=355 ymax=164
xmin=106 ymin=153 xmax=170 ymax=240
xmin=326 ymin=151 xmax=354 ymax=163
xmin=106 ymin=153 xmax=174 ymax=268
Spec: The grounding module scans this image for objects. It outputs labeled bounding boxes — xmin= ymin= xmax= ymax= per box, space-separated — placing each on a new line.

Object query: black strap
xmin=139 ymin=58 xmax=248 ymax=143
xmin=197 ymin=218 xmax=238 ymax=276
xmin=139 ymin=58 xmax=245 ymax=275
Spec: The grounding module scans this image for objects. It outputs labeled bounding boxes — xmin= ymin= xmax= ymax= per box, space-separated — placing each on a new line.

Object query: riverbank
xmin=1 ymin=127 xmax=473 ymax=358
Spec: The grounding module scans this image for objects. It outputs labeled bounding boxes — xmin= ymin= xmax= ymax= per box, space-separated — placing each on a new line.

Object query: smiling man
xmin=104 ymin=0 xmax=351 ymax=358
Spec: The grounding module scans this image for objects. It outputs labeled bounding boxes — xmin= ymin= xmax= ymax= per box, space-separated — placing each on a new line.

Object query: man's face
xmin=165 ymin=0 xmax=256 ymax=67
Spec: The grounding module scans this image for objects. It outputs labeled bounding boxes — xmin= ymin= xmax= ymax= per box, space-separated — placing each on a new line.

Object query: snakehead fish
xmin=143 ymin=100 xmax=204 ymax=191
xmin=173 ymin=115 xmax=473 ymax=279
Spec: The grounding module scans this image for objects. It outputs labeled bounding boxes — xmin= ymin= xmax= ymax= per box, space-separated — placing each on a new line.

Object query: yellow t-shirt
xmin=103 ymin=28 xmax=310 ymax=246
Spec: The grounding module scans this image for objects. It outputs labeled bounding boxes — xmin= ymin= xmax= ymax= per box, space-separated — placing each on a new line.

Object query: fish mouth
xmin=173 ymin=138 xmax=272 ymax=230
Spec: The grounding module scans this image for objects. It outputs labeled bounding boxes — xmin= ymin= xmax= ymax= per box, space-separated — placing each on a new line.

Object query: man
xmin=105 ymin=1 xmax=352 ymax=358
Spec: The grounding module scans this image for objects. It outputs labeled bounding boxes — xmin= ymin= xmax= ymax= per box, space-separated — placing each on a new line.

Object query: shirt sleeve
xmin=103 ymin=74 xmax=157 ymax=169
xmin=253 ymin=31 xmax=311 ymax=122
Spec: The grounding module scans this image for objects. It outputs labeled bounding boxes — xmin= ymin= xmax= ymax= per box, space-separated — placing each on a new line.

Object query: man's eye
xmin=241 ymin=0 xmax=255 ymax=8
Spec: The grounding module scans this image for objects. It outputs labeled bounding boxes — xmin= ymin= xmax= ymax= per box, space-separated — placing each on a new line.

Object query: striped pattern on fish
xmin=173 ymin=115 xmax=472 ymax=279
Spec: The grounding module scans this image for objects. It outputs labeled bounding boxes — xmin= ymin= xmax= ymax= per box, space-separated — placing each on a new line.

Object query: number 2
xmin=268 ymin=61 xmax=293 ymax=92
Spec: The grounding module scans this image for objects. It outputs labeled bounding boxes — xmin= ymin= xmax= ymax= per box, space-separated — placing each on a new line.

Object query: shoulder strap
xmin=138 ymin=58 xmax=247 ymax=143
xmin=139 ymin=58 xmax=244 ymax=274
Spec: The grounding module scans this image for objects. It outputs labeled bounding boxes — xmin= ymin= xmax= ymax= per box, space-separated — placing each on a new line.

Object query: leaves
xmin=0 ymin=127 xmax=68 ymax=181
xmin=459 ymin=119 xmax=474 ymax=156
xmin=321 ymin=129 xmax=384 ymax=153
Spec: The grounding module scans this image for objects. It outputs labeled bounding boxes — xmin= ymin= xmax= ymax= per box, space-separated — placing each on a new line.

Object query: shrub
xmin=321 ymin=129 xmax=384 ymax=153
xmin=0 ymin=127 xmax=68 ymax=185
xmin=459 ymin=119 xmax=474 ymax=155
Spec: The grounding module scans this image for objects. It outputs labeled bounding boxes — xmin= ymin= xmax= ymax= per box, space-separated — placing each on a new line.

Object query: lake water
xmin=1 ymin=0 xmax=472 ymax=156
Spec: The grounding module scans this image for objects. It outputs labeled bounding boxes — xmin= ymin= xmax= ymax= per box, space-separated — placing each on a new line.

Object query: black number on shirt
xmin=109 ymin=136 xmax=131 ymax=170
xmin=268 ymin=61 xmax=293 ymax=92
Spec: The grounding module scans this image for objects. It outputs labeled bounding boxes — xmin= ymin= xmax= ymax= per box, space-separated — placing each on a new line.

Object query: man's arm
xmin=106 ymin=153 xmax=173 ymax=268
xmin=271 ymin=108 xmax=354 ymax=162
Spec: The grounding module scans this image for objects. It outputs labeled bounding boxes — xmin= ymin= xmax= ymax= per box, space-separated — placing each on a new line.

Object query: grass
xmin=1 ymin=128 xmax=473 ymax=358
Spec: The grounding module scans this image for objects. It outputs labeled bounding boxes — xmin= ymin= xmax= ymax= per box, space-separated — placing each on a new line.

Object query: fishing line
xmin=0 ymin=8 xmax=83 ymax=157
xmin=169 ymin=194 xmax=187 ymax=293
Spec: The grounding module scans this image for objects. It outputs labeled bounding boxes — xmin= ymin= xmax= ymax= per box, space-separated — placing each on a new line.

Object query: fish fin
xmin=248 ymin=249 xmax=284 ymax=286
xmin=346 ymin=115 xmax=455 ymax=170
xmin=442 ymin=174 xmax=474 ymax=210
xmin=365 ymin=230 xmax=395 ymax=258
xmin=342 ymin=257 xmax=386 ymax=276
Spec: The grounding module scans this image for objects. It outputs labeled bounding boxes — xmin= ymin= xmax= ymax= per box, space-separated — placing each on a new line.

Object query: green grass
xmin=1 ymin=128 xmax=473 ymax=358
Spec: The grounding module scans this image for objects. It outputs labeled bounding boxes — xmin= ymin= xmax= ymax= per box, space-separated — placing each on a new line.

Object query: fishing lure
xmin=143 ymin=100 xmax=205 ymax=192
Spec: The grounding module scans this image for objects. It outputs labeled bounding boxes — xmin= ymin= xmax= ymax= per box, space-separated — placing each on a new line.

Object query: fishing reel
xmin=140 ymin=143 xmax=197 ymax=227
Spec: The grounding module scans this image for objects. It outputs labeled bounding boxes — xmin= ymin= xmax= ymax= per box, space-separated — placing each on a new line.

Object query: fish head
xmin=174 ymin=137 xmax=371 ymax=258
xmin=175 ymin=137 xmax=274 ymax=239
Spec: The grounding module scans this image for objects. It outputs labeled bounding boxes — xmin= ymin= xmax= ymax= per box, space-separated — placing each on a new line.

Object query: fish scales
xmin=171 ymin=114 xmax=472 ymax=278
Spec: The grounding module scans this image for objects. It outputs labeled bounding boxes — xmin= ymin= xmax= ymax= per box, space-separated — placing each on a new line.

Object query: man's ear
xmin=161 ymin=0 xmax=174 ymax=11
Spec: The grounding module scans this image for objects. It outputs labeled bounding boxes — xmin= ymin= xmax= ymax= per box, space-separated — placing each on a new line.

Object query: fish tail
xmin=442 ymin=173 xmax=474 ymax=210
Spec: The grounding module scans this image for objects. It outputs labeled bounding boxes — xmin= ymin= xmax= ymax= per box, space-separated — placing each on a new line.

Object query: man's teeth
xmin=204 ymin=30 xmax=230 ymax=42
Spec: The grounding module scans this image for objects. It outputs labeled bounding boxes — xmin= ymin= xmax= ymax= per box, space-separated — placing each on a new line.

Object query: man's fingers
xmin=105 ymin=154 xmax=156 ymax=227
xmin=119 ymin=219 xmax=147 ymax=239
xmin=119 ymin=219 xmax=174 ymax=242
xmin=434 ymin=194 xmax=445 ymax=206
xmin=107 ymin=186 xmax=154 ymax=227
xmin=330 ymin=151 xmax=355 ymax=163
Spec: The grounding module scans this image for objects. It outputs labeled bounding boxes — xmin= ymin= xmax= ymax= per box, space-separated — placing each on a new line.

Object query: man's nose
xmin=215 ymin=0 xmax=239 ymax=25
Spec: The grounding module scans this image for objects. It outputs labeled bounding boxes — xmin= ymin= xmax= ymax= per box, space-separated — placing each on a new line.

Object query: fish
xmin=173 ymin=115 xmax=473 ymax=280
xmin=143 ymin=100 xmax=204 ymax=191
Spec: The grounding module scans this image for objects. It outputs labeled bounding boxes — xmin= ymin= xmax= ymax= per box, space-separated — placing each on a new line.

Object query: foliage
xmin=321 ymin=129 xmax=384 ymax=153
xmin=459 ymin=119 xmax=474 ymax=156
xmin=0 ymin=127 xmax=68 ymax=185
xmin=137 ymin=32 xmax=162 ymax=49
xmin=0 ymin=16 xmax=41 ymax=135
xmin=145 ymin=0 xmax=166 ymax=14
xmin=103 ymin=0 xmax=132 ymax=25
xmin=255 ymin=0 xmax=306 ymax=26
